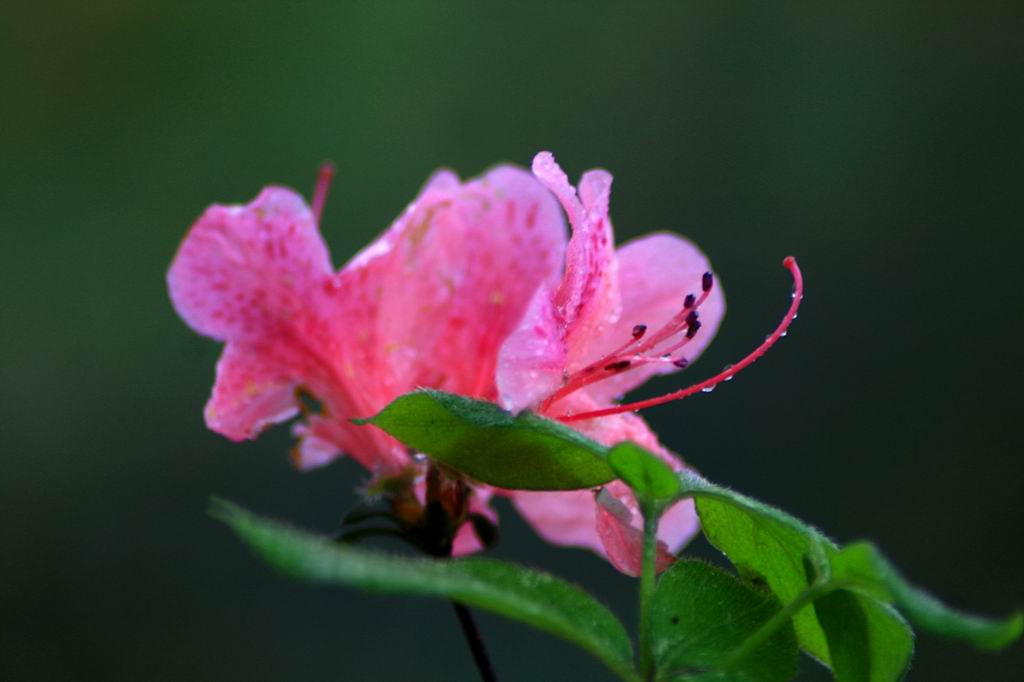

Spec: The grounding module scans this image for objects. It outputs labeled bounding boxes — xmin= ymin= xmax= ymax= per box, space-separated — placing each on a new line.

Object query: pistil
xmin=557 ymin=257 xmax=803 ymax=422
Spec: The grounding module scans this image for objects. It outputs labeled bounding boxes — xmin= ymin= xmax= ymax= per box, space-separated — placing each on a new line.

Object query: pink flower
xmin=493 ymin=152 xmax=802 ymax=575
xmin=168 ymin=152 xmax=802 ymax=573
xmin=167 ymin=162 xmax=565 ymax=466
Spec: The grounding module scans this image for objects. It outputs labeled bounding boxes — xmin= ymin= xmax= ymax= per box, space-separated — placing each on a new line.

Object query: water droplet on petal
xmin=701 ymin=385 xmax=715 ymax=393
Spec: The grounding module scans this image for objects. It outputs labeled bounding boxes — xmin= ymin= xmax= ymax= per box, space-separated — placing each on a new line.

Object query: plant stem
xmin=638 ymin=503 xmax=660 ymax=681
xmin=721 ymin=582 xmax=836 ymax=671
xmin=452 ymin=602 xmax=498 ymax=682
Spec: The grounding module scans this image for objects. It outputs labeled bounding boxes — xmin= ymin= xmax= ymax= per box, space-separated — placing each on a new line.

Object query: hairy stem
xmin=638 ymin=503 xmax=660 ymax=680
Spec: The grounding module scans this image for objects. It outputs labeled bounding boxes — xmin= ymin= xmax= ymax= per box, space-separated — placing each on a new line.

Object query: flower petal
xmin=532 ymin=153 xmax=621 ymax=364
xmin=595 ymin=487 xmax=676 ymax=576
xmin=512 ymin=489 xmax=605 ymax=556
xmin=203 ymin=342 xmax=300 ymax=442
xmin=656 ymin=496 xmax=700 ymax=555
xmin=168 ymin=187 xmax=332 ymax=342
xmin=495 ymin=283 xmax=566 ymax=413
xmin=581 ymin=232 xmax=726 ymax=404
xmin=341 ymin=164 xmax=567 ymax=405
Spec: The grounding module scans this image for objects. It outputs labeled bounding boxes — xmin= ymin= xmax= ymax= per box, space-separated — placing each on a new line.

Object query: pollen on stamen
xmin=558 ymin=256 xmax=804 ymax=423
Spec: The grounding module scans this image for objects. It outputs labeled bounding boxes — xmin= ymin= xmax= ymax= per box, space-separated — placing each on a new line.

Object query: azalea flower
xmin=168 ymin=152 xmax=802 ymax=573
xmin=168 ymin=161 xmax=566 ymax=552
xmin=494 ymin=153 xmax=802 ymax=575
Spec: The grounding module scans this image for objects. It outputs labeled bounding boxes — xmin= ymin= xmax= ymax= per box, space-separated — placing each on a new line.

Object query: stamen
xmin=639 ymin=283 xmax=714 ymax=352
xmin=558 ymin=257 xmax=804 ymax=422
xmin=312 ymin=161 xmax=336 ymax=225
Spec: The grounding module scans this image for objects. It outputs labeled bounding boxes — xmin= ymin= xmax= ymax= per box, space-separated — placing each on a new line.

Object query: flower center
xmin=537 ymin=270 xmax=717 ymax=414
xmin=550 ymin=257 xmax=804 ymax=422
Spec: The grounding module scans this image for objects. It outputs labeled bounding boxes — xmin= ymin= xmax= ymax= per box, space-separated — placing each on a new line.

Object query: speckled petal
xmin=581 ymin=232 xmax=726 ymax=404
xmin=532 ymin=153 xmax=621 ymax=365
xmin=203 ymin=342 xmax=300 ymax=442
xmin=343 ymin=164 xmax=567 ymax=405
xmin=168 ymin=187 xmax=331 ymax=342
xmin=495 ymin=284 xmax=566 ymax=413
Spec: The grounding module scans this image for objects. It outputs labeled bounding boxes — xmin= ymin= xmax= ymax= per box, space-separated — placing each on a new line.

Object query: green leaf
xmin=815 ymin=590 xmax=914 ymax=682
xmin=358 ymin=389 xmax=615 ymax=490
xmin=211 ymin=498 xmax=638 ymax=681
xmin=608 ymin=442 xmax=680 ymax=504
xmin=651 ymin=560 xmax=799 ymax=682
xmin=677 ymin=474 xmax=1023 ymax=681
xmin=676 ymin=472 xmax=837 ymax=665
xmin=829 ymin=542 xmax=1023 ymax=651
xmin=667 ymin=672 xmax=757 ymax=682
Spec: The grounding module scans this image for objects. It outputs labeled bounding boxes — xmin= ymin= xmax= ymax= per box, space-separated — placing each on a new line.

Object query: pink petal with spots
xmin=168 ymin=187 xmax=332 ymax=342
xmin=339 ymin=164 xmax=567 ymax=407
xmin=495 ymin=284 xmax=566 ymax=413
xmin=531 ymin=151 xmax=583 ymax=230
xmin=168 ymin=188 xmax=342 ymax=449
xmin=203 ymin=342 xmax=299 ymax=441
xmin=532 ymin=153 xmax=621 ymax=367
xmin=581 ymin=232 xmax=726 ymax=404
xmin=171 ymin=164 xmax=567 ymax=473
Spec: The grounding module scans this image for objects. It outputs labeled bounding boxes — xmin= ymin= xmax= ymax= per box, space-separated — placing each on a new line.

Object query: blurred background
xmin=2 ymin=2 xmax=1021 ymax=680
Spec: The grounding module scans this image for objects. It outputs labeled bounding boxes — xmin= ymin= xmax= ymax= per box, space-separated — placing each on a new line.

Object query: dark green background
xmin=3 ymin=3 xmax=1021 ymax=680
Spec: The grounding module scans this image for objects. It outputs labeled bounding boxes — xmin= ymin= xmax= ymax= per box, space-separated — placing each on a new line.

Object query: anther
xmin=672 ymin=358 xmax=689 ymax=369
xmin=702 ymin=272 xmax=713 ymax=292
xmin=684 ymin=293 xmax=696 ymax=309
xmin=604 ymin=360 xmax=632 ymax=372
xmin=558 ymin=257 xmax=804 ymax=423
xmin=685 ymin=320 xmax=702 ymax=339
xmin=631 ymin=324 xmax=647 ymax=339
xmin=685 ymin=310 xmax=699 ymax=328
